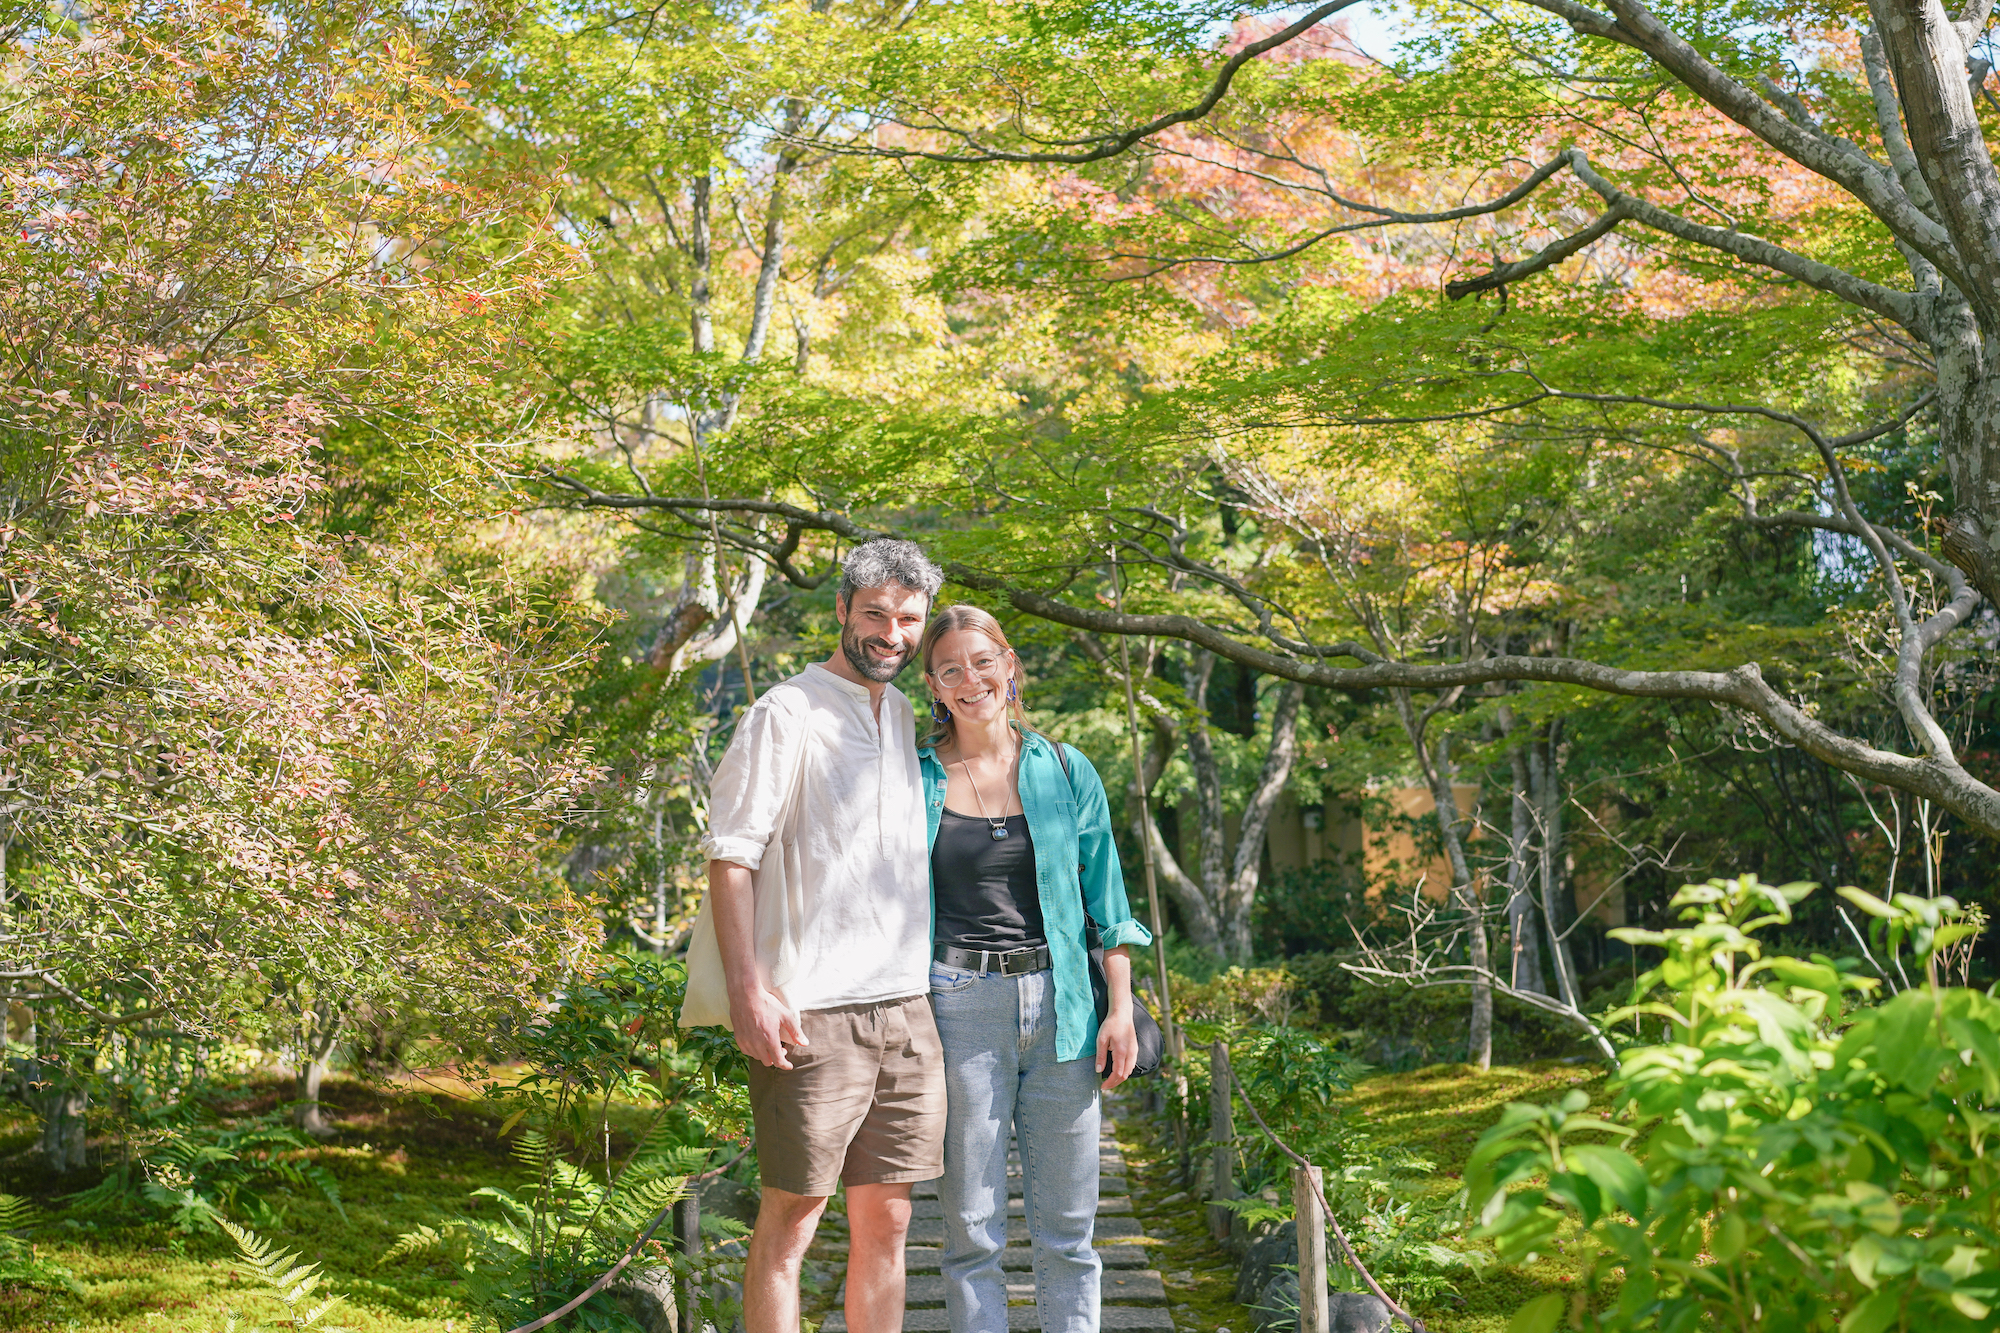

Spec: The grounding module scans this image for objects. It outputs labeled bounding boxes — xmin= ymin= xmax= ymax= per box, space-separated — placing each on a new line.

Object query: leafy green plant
xmin=1201 ymin=1021 xmax=1485 ymax=1304
xmin=384 ymin=1125 xmax=708 ymax=1331
xmin=386 ymin=951 xmax=750 ymax=1332
xmin=1469 ymin=874 xmax=2000 ymax=1333
xmin=0 ymin=1193 xmax=81 ymax=1300
xmin=218 ymin=1219 xmax=349 ymax=1333
xmin=66 ymin=1111 xmax=345 ymax=1233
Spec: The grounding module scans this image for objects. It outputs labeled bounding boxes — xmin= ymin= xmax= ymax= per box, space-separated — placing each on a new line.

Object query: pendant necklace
xmin=960 ymin=745 xmax=1016 ymax=841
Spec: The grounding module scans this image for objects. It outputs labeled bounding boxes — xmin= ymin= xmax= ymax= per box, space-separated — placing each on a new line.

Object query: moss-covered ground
xmin=2 ymin=1060 xmax=1608 ymax=1332
xmin=1118 ymin=1059 xmax=1613 ymax=1333
xmin=0 ymin=1075 xmax=575 ymax=1333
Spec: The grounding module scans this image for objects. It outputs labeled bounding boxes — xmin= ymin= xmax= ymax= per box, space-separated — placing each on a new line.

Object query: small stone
xmin=1159 ymin=1191 xmax=1189 ymax=1206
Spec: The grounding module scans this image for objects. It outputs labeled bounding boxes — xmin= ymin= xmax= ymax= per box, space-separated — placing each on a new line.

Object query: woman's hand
xmin=1096 ymin=945 xmax=1138 ymax=1091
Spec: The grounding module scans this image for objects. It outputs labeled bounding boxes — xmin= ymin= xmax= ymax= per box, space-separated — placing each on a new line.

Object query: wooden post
xmin=1293 ymin=1162 xmax=1330 ymax=1333
xmin=1107 ymin=561 xmax=1191 ymax=1180
xmin=674 ymin=1191 xmax=701 ymax=1333
xmin=1208 ymin=1041 xmax=1237 ymax=1240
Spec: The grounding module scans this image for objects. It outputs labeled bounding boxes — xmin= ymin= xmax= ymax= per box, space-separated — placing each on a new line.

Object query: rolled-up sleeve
xmin=1071 ymin=747 xmax=1153 ymax=949
xmin=699 ymin=693 xmax=807 ymax=870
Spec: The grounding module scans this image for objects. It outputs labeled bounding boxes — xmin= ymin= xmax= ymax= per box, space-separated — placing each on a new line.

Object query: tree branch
xmin=846 ymin=0 xmax=1361 ymax=165
xmin=1444 ymin=201 xmax=1632 ymax=298
xmin=544 ymin=482 xmax=2000 ymax=838
xmin=1870 ymin=0 xmax=2000 ymax=331
xmin=1559 ymin=0 xmax=1968 ymax=285
xmin=1564 ymin=151 xmax=1924 ymax=327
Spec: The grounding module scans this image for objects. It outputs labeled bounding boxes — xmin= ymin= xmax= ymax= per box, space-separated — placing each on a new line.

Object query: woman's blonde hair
xmin=919 ymin=604 xmax=1034 ymax=749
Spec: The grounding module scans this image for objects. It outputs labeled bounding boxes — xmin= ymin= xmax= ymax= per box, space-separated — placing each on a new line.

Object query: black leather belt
xmin=934 ymin=943 xmax=1051 ymax=976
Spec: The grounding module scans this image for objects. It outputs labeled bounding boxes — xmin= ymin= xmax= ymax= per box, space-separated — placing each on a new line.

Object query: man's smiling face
xmin=836 ymin=583 xmax=929 ymax=682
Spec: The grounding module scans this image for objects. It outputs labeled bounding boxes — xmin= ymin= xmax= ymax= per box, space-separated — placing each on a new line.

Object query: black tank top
xmin=931 ymin=808 xmax=1047 ymax=951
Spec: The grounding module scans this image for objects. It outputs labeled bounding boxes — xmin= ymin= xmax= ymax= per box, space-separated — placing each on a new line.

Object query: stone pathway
xmin=824 ymin=1117 xmax=1175 ymax=1331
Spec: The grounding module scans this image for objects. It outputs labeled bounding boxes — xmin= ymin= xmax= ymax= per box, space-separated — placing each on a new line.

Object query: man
xmin=696 ymin=538 xmax=945 ymax=1333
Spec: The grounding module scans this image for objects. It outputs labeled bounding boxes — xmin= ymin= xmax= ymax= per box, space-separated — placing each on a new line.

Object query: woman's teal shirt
xmin=918 ymin=728 xmax=1153 ymax=1063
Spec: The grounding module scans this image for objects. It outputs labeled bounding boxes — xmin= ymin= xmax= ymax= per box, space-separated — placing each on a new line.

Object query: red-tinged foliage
xmin=0 ymin=2 xmax=603 ymax=1051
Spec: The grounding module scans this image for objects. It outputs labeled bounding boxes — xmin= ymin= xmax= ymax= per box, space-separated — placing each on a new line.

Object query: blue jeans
xmin=929 ymin=961 xmax=1103 ymax=1333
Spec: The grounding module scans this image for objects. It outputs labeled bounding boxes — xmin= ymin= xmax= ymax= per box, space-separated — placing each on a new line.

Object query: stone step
xmin=909 ymin=1196 xmax=1131 ymax=1220
xmin=840 ymin=1270 xmax=1168 ymax=1310
xmin=904 ymin=1244 xmax=1154 ymax=1272
xmin=824 ymin=1306 xmax=1174 ymax=1331
xmin=906 ymin=1215 xmax=1142 ymax=1246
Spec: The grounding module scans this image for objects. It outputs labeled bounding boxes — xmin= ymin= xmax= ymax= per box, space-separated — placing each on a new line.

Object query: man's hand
xmin=708 ymin=858 xmax=806 ymax=1069
xmin=732 ymin=984 xmax=807 ymax=1070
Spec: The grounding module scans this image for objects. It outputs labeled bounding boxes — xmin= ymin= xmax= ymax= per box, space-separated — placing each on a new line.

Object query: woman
xmin=917 ymin=603 xmax=1153 ymax=1333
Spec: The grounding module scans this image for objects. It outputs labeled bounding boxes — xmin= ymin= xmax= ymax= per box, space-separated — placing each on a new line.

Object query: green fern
xmin=509 ymin=1127 xmax=553 ymax=1175
xmin=219 ymin=1219 xmax=349 ymax=1331
xmin=0 ymin=1192 xmax=37 ymax=1238
xmin=380 ymin=1222 xmax=447 ymax=1264
xmin=382 ymin=1120 xmax=711 ymax=1329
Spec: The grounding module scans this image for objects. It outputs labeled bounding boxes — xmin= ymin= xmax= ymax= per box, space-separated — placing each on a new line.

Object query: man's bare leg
xmin=844 ymin=1182 xmax=915 ymax=1333
xmin=743 ymin=1187 xmax=829 ymax=1333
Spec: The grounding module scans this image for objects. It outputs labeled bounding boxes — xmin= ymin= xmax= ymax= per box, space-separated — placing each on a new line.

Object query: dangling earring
xmin=1007 ymin=679 xmax=1018 ymax=703
xmin=931 ymin=700 xmax=951 ymax=723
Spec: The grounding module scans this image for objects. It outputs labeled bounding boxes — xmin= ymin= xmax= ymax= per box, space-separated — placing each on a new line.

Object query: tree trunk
xmin=1531 ymin=725 xmax=1583 ymax=1010
xmin=1135 ymin=782 xmax=1229 ymax=957
xmin=293 ymin=1004 xmax=342 ymax=1139
xmin=1181 ymin=652 xmax=1229 ymax=910
xmin=1218 ymin=679 xmax=1307 ymax=961
xmin=1506 ymin=743 xmax=1546 ymax=995
xmin=38 ymin=1080 xmax=87 ymax=1172
xmin=688 ymin=172 xmax=714 ymax=355
xmin=1391 ymin=689 xmax=1491 ymax=1070
xmin=1107 ymin=643 xmax=1226 ymax=957
xmin=1429 ymin=737 xmax=1492 ymax=1071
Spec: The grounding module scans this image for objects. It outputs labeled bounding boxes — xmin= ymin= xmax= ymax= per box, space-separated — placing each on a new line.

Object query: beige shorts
xmin=745 ymin=993 xmax=945 ymax=1197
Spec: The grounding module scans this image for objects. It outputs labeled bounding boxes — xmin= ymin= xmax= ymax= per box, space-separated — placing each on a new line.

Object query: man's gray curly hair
xmin=838 ymin=538 xmax=944 ymax=606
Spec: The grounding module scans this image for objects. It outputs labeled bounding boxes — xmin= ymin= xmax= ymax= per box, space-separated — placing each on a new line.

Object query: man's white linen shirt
xmin=699 ymin=663 xmax=930 ymax=1013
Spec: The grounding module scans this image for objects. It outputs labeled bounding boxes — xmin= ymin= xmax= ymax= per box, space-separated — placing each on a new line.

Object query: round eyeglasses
xmin=929 ymin=654 xmax=1006 ymax=690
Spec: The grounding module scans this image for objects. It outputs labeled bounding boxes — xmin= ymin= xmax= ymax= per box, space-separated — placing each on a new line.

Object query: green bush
xmin=1196 ymin=1021 xmax=1490 ymax=1306
xmin=1254 ymin=852 xmax=1376 ymax=957
xmin=381 ymin=948 xmax=750 ymax=1333
xmin=1469 ymin=875 xmax=2000 ymax=1333
xmin=63 ymin=1110 xmax=345 ymax=1233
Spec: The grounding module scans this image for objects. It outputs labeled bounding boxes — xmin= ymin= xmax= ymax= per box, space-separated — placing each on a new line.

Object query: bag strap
xmin=1045 ymin=737 xmax=1104 ymax=941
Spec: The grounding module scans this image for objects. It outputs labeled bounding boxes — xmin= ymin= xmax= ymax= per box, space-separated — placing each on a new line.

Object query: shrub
xmin=381 ymin=948 xmax=750 ymax=1333
xmin=1469 ymin=875 xmax=2000 ymax=1333
xmin=1254 ymin=852 xmax=1377 ymax=957
xmin=63 ymin=1110 xmax=344 ymax=1233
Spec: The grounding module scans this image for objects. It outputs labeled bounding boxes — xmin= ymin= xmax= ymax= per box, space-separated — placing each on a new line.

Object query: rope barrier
xmin=1224 ymin=1061 xmax=1427 ymax=1333
xmin=502 ymin=1146 xmax=748 ymax=1333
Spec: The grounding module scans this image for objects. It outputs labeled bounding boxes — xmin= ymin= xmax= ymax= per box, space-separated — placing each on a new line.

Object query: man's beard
xmin=841 ymin=623 xmax=911 ymax=682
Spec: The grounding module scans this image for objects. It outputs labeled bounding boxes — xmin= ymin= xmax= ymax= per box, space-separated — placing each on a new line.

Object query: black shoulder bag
xmin=1054 ymin=740 xmax=1166 ymax=1079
